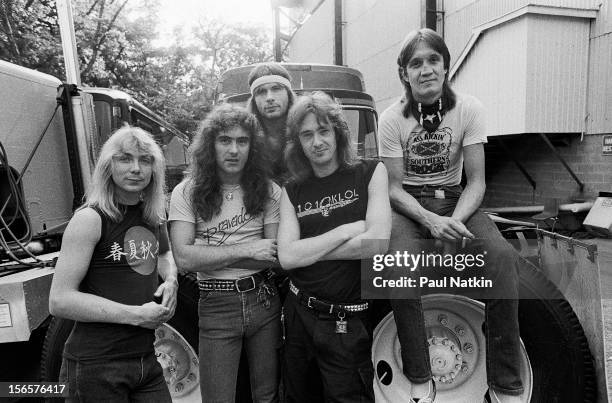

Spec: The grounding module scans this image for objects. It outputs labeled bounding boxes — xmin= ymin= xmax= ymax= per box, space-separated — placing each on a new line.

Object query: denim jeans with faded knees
xmin=389 ymin=184 xmax=524 ymax=395
xmin=59 ymin=352 xmax=171 ymax=403
xmin=198 ymin=281 xmax=281 ymax=403
xmin=283 ymin=293 xmax=375 ymax=403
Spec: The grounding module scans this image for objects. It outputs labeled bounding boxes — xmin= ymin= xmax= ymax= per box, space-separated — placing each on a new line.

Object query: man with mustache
xmin=247 ymin=62 xmax=297 ymax=185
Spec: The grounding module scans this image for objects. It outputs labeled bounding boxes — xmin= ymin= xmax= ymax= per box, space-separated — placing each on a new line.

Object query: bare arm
xmin=277 ymin=188 xmax=365 ymax=270
xmin=323 ymin=163 xmax=392 ymax=260
xmin=451 ymin=144 xmax=486 ymax=222
xmin=382 ymin=157 xmax=473 ymax=241
xmin=49 ymin=208 xmax=170 ymax=329
xmin=169 ymin=220 xmax=277 ymax=273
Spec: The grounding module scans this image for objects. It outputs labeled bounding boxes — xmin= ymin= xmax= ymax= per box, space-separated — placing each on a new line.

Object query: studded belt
xmin=289 ymin=281 xmax=368 ymax=314
xmin=199 ymin=269 xmax=274 ymax=292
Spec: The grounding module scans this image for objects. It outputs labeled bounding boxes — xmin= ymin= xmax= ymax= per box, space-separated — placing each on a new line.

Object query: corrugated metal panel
xmin=452 ymin=17 xmax=528 ymax=136
xmin=591 ymin=0 xmax=612 ymax=40
xmin=525 ymin=14 xmax=589 ymax=133
xmin=587 ymin=34 xmax=612 ymax=133
xmin=343 ymin=0 xmax=420 ymax=109
xmin=444 ymin=0 xmax=601 ymax=73
xmin=288 ymin=0 xmax=335 ymax=64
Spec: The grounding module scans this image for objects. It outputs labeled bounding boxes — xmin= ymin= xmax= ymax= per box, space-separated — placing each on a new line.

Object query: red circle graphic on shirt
xmin=123 ymin=226 xmax=158 ymax=275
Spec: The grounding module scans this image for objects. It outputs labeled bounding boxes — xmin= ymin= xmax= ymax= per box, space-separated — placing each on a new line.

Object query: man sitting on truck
xmin=379 ymin=28 xmax=523 ymax=403
xmin=169 ymin=104 xmax=282 ymax=403
xmin=247 ymin=62 xmax=296 ymax=184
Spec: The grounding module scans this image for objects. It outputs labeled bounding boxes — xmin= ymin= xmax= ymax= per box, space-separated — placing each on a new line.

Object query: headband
xmin=250 ymin=75 xmax=292 ymax=94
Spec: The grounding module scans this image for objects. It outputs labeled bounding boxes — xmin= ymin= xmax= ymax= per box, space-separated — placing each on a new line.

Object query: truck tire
xmin=517 ymin=260 xmax=596 ymax=403
xmin=40 ymin=316 xmax=73 ymax=382
xmin=371 ymin=259 xmax=596 ymax=402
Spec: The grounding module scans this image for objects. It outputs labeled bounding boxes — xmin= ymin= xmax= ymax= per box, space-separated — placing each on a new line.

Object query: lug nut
xmin=455 ymin=325 xmax=465 ymax=336
xmin=464 ymin=343 xmax=474 ymax=353
xmin=438 ymin=314 xmax=448 ymax=326
xmin=442 ymin=338 xmax=449 ymax=346
xmin=455 ymin=354 xmax=463 ymax=361
xmin=461 ymin=364 xmax=469 ymax=373
xmin=455 ymin=364 xmax=461 ymax=370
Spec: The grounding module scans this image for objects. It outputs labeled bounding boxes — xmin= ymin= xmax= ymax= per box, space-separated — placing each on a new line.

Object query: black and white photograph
xmin=0 ymin=0 xmax=611 ymax=402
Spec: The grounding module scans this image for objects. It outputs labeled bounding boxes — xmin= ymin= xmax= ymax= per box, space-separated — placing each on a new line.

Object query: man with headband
xmin=247 ymin=63 xmax=297 ymax=184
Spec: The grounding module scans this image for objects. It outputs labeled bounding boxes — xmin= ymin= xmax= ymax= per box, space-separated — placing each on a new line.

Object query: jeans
xmin=283 ymin=292 xmax=374 ymax=403
xmin=59 ymin=352 xmax=171 ymax=403
xmin=390 ymin=184 xmax=524 ymax=395
xmin=198 ymin=281 xmax=281 ymax=403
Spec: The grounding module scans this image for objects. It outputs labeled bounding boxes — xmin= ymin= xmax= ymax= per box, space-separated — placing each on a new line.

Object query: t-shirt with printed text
xmin=285 ymin=159 xmax=379 ymax=303
xmin=168 ymin=180 xmax=281 ymax=280
xmin=378 ymin=92 xmax=487 ymax=186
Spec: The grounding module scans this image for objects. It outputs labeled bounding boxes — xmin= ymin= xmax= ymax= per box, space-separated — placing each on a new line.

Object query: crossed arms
xmin=278 ymin=162 xmax=392 ymax=270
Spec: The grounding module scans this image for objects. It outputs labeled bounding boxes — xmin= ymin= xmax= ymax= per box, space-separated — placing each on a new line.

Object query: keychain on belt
xmin=335 ymin=311 xmax=347 ymax=334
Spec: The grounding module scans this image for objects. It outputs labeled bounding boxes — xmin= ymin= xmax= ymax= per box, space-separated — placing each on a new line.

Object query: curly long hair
xmin=85 ymin=125 xmax=166 ymax=226
xmin=285 ymin=91 xmax=356 ymax=182
xmin=397 ymin=28 xmax=457 ymax=117
xmin=187 ymin=104 xmax=270 ymax=221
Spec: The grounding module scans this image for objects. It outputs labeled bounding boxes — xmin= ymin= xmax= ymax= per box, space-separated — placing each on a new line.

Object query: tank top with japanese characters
xmin=63 ymin=203 xmax=160 ymax=360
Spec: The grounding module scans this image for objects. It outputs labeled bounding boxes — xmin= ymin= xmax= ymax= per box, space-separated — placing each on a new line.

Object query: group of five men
xmin=51 ymin=28 xmax=523 ymax=403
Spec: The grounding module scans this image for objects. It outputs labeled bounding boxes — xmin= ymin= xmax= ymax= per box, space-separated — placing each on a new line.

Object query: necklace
xmin=417 ymin=98 xmax=443 ymax=133
xmin=223 ymin=185 xmax=240 ymax=201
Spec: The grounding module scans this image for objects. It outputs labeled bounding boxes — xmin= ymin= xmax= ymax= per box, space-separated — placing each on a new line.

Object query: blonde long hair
xmin=85 ymin=126 xmax=166 ymax=225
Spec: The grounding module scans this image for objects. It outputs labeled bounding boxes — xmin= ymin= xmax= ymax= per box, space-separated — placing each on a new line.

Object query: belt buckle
xmin=307 ymin=296 xmax=316 ymax=309
xmin=236 ymin=276 xmax=256 ymax=292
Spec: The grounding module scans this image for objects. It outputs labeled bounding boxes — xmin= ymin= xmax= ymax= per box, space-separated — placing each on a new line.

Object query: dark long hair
xmin=396 ymin=28 xmax=456 ymax=117
xmin=285 ymin=91 xmax=356 ymax=182
xmin=187 ymin=104 xmax=270 ymax=221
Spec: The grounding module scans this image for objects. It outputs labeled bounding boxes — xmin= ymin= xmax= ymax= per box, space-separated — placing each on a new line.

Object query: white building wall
xmin=288 ymin=0 xmax=335 ymax=64
xmin=452 ymin=18 xmax=529 ymax=136
xmin=524 ymin=14 xmax=590 ymax=133
xmin=286 ymin=0 xmax=610 ymax=134
xmin=444 ymin=0 xmax=600 ymax=69
xmin=587 ymin=34 xmax=612 ymax=134
xmin=342 ymin=0 xmax=421 ymax=111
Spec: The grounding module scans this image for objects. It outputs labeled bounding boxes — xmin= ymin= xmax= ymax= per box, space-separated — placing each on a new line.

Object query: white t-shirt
xmin=168 ymin=180 xmax=281 ymax=280
xmin=378 ymin=92 xmax=487 ymax=186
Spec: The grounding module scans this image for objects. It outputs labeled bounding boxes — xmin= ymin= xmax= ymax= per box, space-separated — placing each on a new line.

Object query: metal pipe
xmin=55 ymin=0 xmax=82 ymax=85
xmin=334 ymin=0 xmax=343 ymax=66
xmin=538 ymin=133 xmax=585 ymax=191
xmin=483 ymin=201 xmax=593 ymax=214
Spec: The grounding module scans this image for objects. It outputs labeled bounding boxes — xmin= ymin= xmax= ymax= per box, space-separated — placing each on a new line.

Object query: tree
xmin=0 ymin=1 xmax=275 ymax=137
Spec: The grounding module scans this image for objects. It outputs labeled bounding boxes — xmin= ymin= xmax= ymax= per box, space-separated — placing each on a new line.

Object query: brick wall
xmin=482 ymin=133 xmax=612 ymax=207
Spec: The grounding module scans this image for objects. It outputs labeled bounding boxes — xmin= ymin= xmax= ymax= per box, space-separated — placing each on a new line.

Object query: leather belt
xmin=289 ymin=281 xmax=368 ymax=315
xmin=199 ymin=269 xmax=274 ymax=292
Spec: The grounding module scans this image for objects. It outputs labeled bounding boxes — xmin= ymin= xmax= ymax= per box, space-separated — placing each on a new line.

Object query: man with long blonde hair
xmin=49 ymin=126 xmax=177 ymax=402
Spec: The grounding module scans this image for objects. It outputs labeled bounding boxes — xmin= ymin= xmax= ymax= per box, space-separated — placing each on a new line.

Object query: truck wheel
xmin=40 ymin=316 xmax=74 ymax=382
xmin=371 ymin=260 xmax=596 ymax=403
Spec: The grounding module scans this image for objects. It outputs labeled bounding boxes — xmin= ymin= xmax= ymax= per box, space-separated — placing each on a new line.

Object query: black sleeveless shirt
xmin=63 ymin=204 xmax=160 ymax=360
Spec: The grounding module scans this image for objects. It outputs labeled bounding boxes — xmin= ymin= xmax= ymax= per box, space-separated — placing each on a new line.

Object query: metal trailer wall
xmin=286 ymin=0 xmax=610 ymax=134
xmin=0 ymin=61 xmax=74 ymax=235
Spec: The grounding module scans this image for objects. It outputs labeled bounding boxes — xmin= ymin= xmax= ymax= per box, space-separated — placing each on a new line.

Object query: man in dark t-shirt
xmin=277 ymin=92 xmax=391 ymax=403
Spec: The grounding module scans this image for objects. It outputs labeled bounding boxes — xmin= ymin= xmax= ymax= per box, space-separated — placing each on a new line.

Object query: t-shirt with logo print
xmin=378 ymin=92 xmax=487 ymax=186
xmin=63 ymin=203 xmax=160 ymax=360
xmin=168 ymin=180 xmax=281 ymax=281
xmin=284 ymin=159 xmax=379 ymax=303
